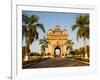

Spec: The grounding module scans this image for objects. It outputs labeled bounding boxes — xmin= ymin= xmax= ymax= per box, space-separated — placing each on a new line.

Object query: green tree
xmin=86 ymin=45 xmax=90 ymax=57
xmin=64 ymin=40 xmax=74 ymax=55
xmin=22 ymin=14 xmax=45 ymax=61
xmin=79 ymin=45 xmax=89 ymax=57
xmin=79 ymin=47 xmax=85 ymax=57
xmin=39 ymin=37 xmax=50 ymax=56
xmin=72 ymin=15 xmax=89 ymax=59
xmin=74 ymin=49 xmax=80 ymax=56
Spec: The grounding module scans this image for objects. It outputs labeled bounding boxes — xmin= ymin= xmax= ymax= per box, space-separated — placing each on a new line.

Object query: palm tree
xmin=72 ymin=15 xmax=89 ymax=59
xmin=64 ymin=40 xmax=74 ymax=56
xmin=79 ymin=45 xmax=90 ymax=57
xmin=22 ymin=14 xmax=45 ymax=61
xmin=39 ymin=37 xmax=50 ymax=56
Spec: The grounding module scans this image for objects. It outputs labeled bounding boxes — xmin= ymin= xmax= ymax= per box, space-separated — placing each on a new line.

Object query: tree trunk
xmin=83 ymin=37 xmax=88 ymax=59
xmin=24 ymin=39 xmax=30 ymax=61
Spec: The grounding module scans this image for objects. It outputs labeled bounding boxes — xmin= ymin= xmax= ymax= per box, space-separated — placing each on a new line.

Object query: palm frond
xmin=72 ymin=15 xmax=89 ymax=42
xmin=35 ymin=23 xmax=45 ymax=33
xmin=22 ymin=15 xmax=29 ymax=24
xmin=29 ymin=15 xmax=39 ymax=24
xmin=72 ymin=24 xmax=78 ymax=31
xmin=77 ymin=28 xmax=82 ymax=41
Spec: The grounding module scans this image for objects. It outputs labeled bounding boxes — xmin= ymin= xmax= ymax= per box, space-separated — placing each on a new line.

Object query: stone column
xmin=61 ymin=46 xmax=64 ymax=58
xmin=52 ymin=46 xmax=54 ymax=58
xmin=63 ymin=45 xmax=66 ymax=57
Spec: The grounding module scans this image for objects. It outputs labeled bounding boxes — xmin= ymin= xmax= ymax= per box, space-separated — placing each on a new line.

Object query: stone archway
xmin=47 ymin=25 xmax=68 ymax=58
xmin=54 ymin=47 xmax=61 ymax=57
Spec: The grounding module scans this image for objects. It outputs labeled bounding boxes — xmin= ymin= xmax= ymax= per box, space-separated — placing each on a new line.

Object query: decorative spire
xmin=63 ymin=29 xmax=67 ymax=31
xmin=55 ymin=25 xmax=61 ymax=30
xmin=48 ymin=28 xmax=52 ymax=31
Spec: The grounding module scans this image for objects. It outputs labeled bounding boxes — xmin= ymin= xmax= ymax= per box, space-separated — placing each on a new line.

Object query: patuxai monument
xmin=22 ymin=11 xmax=89 ymax=69
xmin=47 ymin=25 xmax=68 ymax=58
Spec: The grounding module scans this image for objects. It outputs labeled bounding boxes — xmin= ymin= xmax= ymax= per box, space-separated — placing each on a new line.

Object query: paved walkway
xmin=23 ymin=57 xmax=89 ymax=69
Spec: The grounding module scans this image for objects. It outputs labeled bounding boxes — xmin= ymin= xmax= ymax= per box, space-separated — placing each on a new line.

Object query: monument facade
xmin=47 ymin=25 xmax=68 ymax=57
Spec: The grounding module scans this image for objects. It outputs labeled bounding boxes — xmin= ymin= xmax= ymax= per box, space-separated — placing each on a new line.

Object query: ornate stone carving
xmin=47 ymin=25 xmax=68 ymax=57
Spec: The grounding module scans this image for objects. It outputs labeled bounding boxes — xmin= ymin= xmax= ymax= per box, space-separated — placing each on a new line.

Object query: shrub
xmin=47 ymin=52 xmax=51 ymax=56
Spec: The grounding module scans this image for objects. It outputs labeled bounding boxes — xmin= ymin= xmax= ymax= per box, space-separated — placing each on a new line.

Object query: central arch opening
xmin=54 ymin=47 xmax=61 ymax=57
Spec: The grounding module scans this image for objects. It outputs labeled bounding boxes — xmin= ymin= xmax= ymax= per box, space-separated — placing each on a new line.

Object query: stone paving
xmin=23 ymin=57 xmax=89 ymax=69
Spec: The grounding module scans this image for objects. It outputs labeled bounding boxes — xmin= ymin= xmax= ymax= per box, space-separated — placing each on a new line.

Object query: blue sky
xmin=22 ymin=11 xmax=89 ymax=53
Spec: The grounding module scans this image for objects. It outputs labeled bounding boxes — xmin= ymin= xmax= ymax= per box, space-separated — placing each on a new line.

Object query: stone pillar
xmin=63 ymin=45 xmax=66 ymax=57
xmin=60 ymin=42 xmax=63 ymax=58
xmin=51 ymin=46 xmax=54 ymax=58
